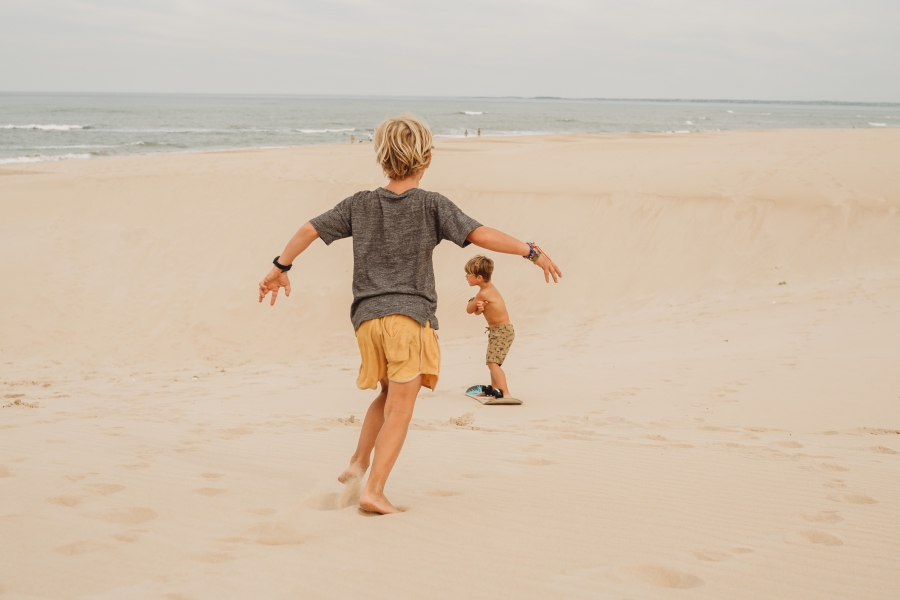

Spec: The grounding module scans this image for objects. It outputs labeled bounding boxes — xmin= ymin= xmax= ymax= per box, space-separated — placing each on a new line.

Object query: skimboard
xmin=465 ymin=385 xmax=522 ymax=405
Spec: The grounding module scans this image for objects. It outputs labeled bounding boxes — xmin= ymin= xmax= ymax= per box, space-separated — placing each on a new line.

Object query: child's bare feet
xmin=337 ymin=462 xmax=367 ymax=484
xmin=359 ymin=490 xmax=401 ymax=514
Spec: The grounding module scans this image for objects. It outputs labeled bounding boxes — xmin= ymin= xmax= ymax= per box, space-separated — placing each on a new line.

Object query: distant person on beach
xmin=465 ymin=255 xmax=516 ymax=399
xmin=350 ymin=135 xmax=355 ymax=143
xmin=477 ymin=128 xmax=481 ymax=137
xmin=258 ymin=115 xmax=561 ymax=514
xmin=465 ymin=129 xmax=468 ymax=137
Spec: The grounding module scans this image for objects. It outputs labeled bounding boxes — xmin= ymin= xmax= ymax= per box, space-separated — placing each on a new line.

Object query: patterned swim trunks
xmin=486 ymin=323 xmax=515 ymax=366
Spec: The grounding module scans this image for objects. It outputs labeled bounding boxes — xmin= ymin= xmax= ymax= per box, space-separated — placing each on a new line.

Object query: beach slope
xmin=1 ymin=130 xmax=899 ymax=599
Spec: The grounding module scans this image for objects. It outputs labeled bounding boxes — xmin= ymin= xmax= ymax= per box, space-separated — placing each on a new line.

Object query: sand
xmin=1 ymin=129 xmax=899 ymax=599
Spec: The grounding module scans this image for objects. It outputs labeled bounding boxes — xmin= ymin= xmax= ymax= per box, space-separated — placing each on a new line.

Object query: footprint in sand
xmin=871 ymin=446 xmax=898 ymax=454
xmin=631 ymin=565 xmax=704 ymax=589
xmin=801 ymin=511 xmax=843 ymax=523
xmin=797 ymin=530 xmax=843 ymax=546
xmin=201 ymin=473 xmax=224 ymax=479
xmin=450 ymin=413 xmax=475 ymax=427
xmin=55 ymin=540 xmax=111 ymax=556
xmin=220 ymin=427 xmax=255 ymax=438
xmin=111 ymin=532 xmax=141 ymax=543
xmin=425 ymin=490 xmax=460 ymax=497
xmin=0 ymin=465 xmax=13 ymax=478
xmin=776 ymin=440 xmax=803 ymax=448
xmin=842 ymin=494 xmax=877 ymax=504
xmin=694 ymin=550 xmax=731 ymax=562
xmin=86 ymin=483 xmax=125 ymax=496
xmin=100 ymin=507 xmax=158 ymax=524
xmin=254 ymin=522 xmax=308 ymax=546
xmin=47 ymin=495 xmax=83 ymax=507
xmin=820 ymin=463 xmax=849 ymax=472
xmin=195 ymin=488 xmax=227 ymax=496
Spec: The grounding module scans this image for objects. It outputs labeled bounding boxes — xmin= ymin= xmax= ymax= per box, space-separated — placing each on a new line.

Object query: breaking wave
xmin=2 ymin=124 xmax=87 ymax=131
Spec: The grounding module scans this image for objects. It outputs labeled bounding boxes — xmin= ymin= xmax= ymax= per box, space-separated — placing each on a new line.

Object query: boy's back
xmin=311 ymin=187 xmax=480 ymax=330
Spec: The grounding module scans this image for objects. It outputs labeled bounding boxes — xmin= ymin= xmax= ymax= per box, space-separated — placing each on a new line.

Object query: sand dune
xmin=1 ymin=130 xmax=899 ymax=598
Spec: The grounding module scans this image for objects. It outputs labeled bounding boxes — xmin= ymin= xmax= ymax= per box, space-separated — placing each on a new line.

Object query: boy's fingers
xmin=270 ymin=287 xmax=278 ymax=306
xmin=285 ymin=281 xmax=291 ymax=296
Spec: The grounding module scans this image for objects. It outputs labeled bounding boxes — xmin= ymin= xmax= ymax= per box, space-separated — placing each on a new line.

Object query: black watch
xmin=273 ymin=256 xmax=292 ymax=272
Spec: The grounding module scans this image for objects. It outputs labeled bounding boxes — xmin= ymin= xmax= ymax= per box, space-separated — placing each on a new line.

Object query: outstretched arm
xmin=258 ymin=222 xmax=320 ymax=305
xmin=466 ymin=226 xmax=562 ymax=283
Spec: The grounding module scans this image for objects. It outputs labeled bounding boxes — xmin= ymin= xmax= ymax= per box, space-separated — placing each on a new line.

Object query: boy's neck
xmin=477 ymin=281 xmax=493 ymax=291
xmin=384 ymin=172 xmax=423 ymax=195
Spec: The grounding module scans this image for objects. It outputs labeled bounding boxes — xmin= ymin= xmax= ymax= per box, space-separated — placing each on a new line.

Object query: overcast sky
xmin=1 ymin=0 xmax=898 ymax=101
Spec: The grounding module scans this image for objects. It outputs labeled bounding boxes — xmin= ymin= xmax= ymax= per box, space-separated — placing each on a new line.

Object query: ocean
xmin=2 ymin=93 xmax=898 ymax=165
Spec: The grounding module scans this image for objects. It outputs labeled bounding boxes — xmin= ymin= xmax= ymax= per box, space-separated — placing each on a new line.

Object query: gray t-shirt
xmin=310 ymin=187 xmax=481 ymax=330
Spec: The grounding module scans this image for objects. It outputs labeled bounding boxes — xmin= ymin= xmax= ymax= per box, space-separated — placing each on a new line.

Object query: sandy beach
xmin=1 ymin=129 xmax=899 ymax=599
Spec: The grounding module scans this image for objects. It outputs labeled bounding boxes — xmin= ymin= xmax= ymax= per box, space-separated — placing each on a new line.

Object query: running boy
xmin=258 ymin=115 xmax=561 ymax=514
xmin=465 ymin=255 xmax=515 ymax=400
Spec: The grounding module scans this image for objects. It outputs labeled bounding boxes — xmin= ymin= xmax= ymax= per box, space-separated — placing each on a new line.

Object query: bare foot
xmin=359 ymin=490 xmax=401 ymax=514
xmin=337 ymin=462 xmax=367 ymax=484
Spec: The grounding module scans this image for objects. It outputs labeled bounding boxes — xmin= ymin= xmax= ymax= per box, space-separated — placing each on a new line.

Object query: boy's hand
xmin=258 ymin=267 xmax=291 ymax=306
xmin=476 ymin=300 xmax=488 ymax=314
xmin=534 ymin=247 xmax=562 ymax=283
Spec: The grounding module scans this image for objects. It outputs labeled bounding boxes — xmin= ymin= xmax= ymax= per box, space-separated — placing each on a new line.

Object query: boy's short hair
xmin=465 ymin=255 xmax=493 ymax=282
xmin=374 ymin=115 xmax=434 ymax=180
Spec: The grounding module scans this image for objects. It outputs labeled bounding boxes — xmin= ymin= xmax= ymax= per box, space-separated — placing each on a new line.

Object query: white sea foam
xmin=726 ymin=110 xmax=734 ymax=114
xmin=868 ymin=122 xmax=887 ymax=127
xmin=461 ymin=111 xmax=485 ymax=115
xmin=33 ymin=141 xmax=148 ymax=150
xmin=684 ymin=121 xmax=693 ymax=125
xmin=0 ymin=153 xmax=92 ymax=164
xmin=297 ymin=128 xmax=355 ymax=134
xmin=1 ymin=124 xmax=87 ymax=131
xmin=34 ymin=144 xmax=110 ymax=149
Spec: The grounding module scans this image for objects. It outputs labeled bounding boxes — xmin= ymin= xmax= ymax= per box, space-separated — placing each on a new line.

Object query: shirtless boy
xmin=465 ymin=255 xmax=515 ymax=400
xmin=259 ymin=115 xmax=561 ymax=514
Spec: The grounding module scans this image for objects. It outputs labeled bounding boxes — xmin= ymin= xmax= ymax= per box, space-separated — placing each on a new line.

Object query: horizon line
xmin=0 ymin=91 xmax=898 ymax=107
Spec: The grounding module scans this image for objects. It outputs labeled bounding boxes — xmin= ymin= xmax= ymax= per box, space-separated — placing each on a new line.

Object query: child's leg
xmin=338 ymin=378 xmax=388 ymax=483
xmin=488 ymin=362 xmax=510 ymax=398
xmin=359 ymin=375 xmax=422 ymax=514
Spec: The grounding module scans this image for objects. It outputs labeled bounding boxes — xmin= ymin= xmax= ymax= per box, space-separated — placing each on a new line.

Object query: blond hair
xmin=374 ymin=115 xmax=434 ymax=180
xmin=465 ymin=255 xmax=494 ymax=282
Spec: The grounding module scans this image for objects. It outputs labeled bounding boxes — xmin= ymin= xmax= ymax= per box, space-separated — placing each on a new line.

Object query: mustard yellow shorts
xmin=355 ymin=315 xmax=440 ymax=391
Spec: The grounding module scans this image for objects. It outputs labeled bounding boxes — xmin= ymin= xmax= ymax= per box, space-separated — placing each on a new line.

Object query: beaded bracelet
xmin=524 ymin=242 xmax=541 ymax=263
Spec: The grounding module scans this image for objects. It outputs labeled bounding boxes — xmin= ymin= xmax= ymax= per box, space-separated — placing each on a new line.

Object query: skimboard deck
xmin=465 ymin=385 xmax=522 ymax=405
